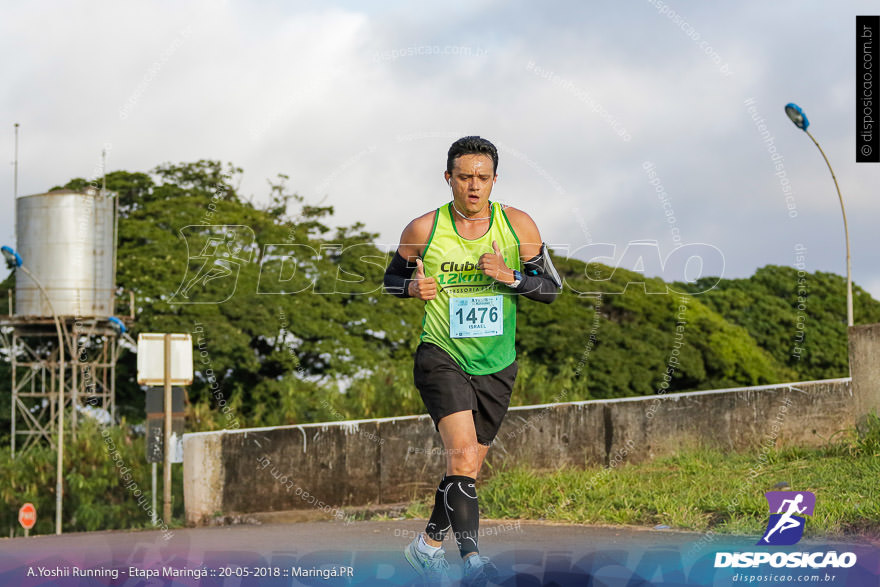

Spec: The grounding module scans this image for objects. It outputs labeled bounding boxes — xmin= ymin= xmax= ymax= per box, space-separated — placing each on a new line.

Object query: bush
xmin=0 ymin=418 xmax=182 ymax=536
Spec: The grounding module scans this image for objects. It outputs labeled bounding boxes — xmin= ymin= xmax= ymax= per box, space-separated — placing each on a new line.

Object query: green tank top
xmin=419 ymin=201 xmax=521 ymax=375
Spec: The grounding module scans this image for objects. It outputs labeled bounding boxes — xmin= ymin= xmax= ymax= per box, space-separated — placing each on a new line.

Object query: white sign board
xmin=169 ymin=431 xmax=184 ymax=463
xmin=137 ymin=333 xmax=194 ymax=385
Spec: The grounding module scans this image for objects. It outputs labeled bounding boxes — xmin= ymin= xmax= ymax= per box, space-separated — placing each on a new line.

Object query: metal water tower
xmin=1 ymin=186 xmax=132 ymax=455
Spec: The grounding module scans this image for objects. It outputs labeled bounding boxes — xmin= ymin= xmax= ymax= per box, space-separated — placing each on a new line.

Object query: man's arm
xmin=498 ymin=207 xmax=561 ymax=304
xmin=383 ymin=211 xmax=437 ymax=300
xmin=504 ymin=207 xmax=543 ymax=261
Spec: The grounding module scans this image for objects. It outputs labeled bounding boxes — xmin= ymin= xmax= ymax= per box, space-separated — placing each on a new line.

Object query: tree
xmin=3 ymin=161 xmax=877 ymax=436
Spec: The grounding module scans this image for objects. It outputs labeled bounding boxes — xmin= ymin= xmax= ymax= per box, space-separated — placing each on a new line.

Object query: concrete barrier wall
xmin=183 ymin=378 xmax=853 ymax=526
xmin=849 ymin=322 xmax=880 ymax=426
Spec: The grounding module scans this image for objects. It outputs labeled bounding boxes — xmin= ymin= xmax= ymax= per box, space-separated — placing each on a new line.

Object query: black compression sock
xmin=425 ymin=475 xmax=450 ymax=542
xmin=441 ymin=475 xmax=480 ymax=558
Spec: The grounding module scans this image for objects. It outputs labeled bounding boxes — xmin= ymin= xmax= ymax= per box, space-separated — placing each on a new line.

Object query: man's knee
xmin=447 ymin=445 xmax=482 ymax=477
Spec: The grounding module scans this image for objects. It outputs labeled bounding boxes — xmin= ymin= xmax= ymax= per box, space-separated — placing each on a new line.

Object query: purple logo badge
xmin=758 ymin=491 xmax=816 ymax=546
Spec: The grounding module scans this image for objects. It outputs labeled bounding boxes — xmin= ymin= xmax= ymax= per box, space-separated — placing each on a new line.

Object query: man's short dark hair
xmin=447 ymin=136 xmax=499 ymax=175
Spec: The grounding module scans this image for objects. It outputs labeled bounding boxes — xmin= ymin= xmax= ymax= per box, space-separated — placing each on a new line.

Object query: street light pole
xmin=802 ymin=130 xmax=853 ymax=327
xmin=3 ymin=246 xmax=66 ymax=535
xmin=784 ymin=103 xmax=854 ymax=327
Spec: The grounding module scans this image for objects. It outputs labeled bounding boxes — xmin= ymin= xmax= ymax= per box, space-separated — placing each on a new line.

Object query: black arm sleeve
xmin=514 ymin=253 xmax=561 ymax=304
xmin=383 ymin=251 xmax=414 ymax=298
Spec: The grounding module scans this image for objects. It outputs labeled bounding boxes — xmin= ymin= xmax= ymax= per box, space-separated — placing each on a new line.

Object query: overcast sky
xmin=2 ymin=0 xmax=879 ymax=304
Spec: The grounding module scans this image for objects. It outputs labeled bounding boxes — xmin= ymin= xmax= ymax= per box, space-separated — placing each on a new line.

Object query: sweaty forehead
xmin=452 ymin=154 xmax=495 ymax=175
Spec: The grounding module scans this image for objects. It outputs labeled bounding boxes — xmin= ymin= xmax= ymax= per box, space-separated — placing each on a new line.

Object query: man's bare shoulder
xmin=501 ymin=205 xmax=535 ymax=224
xmin=500 ymin=205 xmax=543 ymax=256
xmin=402 ymin=209 xmax=438 ymax=240
xmin=501 ymin=205 xmax=540 ymax=235
xmin=398 ymin=209 xmax=438 ymax=258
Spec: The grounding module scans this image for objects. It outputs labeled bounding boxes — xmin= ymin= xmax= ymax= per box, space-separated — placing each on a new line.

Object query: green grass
xmin=406 ymin=417 xmax=880 ymax=539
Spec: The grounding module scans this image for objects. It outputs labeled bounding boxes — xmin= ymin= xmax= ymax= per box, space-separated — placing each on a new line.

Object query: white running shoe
xmin=462 ymin=554 xmax=499 ymax=587
xmin=404 ymin=535 xmax=451 ymax=585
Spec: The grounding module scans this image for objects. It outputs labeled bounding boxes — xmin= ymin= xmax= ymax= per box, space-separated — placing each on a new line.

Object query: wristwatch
xmin=508 ymin=270 xmax=523 ymax=288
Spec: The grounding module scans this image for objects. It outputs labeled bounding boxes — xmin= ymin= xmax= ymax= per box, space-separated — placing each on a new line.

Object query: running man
xmin=762 ymin=493 xmax=808 ymax=543
xmin=384 ymin=136 xmax=561 ymax=586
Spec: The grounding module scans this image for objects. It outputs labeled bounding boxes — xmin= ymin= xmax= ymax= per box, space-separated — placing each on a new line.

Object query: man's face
xmin=444 ymin=154 xmax=497 ymax=215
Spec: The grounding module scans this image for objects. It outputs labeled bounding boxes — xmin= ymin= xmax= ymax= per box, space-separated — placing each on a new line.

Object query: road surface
xmin=0 ymin=518 xmax=876 ymax=586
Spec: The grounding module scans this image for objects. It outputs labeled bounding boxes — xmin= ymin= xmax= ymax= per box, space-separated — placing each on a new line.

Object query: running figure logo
xmin=758 ymin=491 xmax=816 ymax=546
xmin=171 ymin=225 xmax=255 ymax=304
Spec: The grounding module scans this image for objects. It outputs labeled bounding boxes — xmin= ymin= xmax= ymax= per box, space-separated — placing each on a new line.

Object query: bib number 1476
xmin=449 ymin=295 xmax=503 ymax=338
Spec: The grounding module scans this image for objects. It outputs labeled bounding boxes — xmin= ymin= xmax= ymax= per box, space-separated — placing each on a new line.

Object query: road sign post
xmin=137 ymin=333 xmax=192 ymax=528
xmin=18 ymin=503 xmax=36 ymax=537
xmin=164 ymin=334 xmax=172 ymax=524
xmin=145 ymin=386 xmax=184 ymax=525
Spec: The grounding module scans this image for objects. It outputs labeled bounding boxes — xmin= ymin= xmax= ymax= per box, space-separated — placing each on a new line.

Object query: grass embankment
xmin=406 ymin=419 xmax=880 ymax=539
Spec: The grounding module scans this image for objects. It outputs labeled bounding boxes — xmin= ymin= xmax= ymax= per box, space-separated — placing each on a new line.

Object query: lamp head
xmin=2 ymin=245 xmax=22 ymax=269
xmin=108 ymin=316 xmax=127 ymax=335
xmin=785 ymin=103 xmax=809 ymax=131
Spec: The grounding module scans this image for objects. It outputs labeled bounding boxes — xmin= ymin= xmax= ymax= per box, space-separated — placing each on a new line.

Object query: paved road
xmin=0 ymin=519 xmax=876 ymax=586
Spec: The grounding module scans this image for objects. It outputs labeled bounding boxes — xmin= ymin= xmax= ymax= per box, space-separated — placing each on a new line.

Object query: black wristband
xmin=383 ymin=251 xmax=414 ymax=298
xmin=514 ymin=272 xmax=560 ymax=304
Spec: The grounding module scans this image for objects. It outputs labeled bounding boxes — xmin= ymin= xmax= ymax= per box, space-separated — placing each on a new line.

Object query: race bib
xmin=450 ymin=295 xmax=503 ymax=338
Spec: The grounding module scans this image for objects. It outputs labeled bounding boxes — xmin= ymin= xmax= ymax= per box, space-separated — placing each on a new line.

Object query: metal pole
xmin=71 ymin=333 xmax=78 ymax=441
xmin=11 ymin=333 xmax=16 ymax=458
xmin=111 ymin=186 xmax=119 ymax=317
xmin=55 ymin=318 xmax=64 ymax=535
xmin=13 ymin=123 xmax=19 ymax=199
xmin=111 ymin=335 xmax=117 ymax=420
xmin=163 ymin=333 xmax=172 ymax=525
xmin=152 ymin=462 xmax=158 ymax=526
xmin=804 ymin=129 xmax=854 ymax=327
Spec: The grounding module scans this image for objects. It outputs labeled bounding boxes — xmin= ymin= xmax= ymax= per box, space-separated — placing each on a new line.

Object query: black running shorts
xmin=413 ymin=342 xmax=518 ymax=445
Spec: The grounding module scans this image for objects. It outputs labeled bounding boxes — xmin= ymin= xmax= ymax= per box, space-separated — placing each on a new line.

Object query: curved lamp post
xmin=784 ymin=103 xmax=853 ymax=327
xmin=3 ymin=245 xmax=66 ymax=535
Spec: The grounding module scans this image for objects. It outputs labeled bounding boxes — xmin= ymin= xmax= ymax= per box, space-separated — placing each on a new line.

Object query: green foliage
xmin=515 ymin=257 xmax=790 ymax=403
xmin=0 ymin=419 xmax=183 ymax=536
xmin=855 ymin=413 xmax=880 ymax=457
xmin=3 ymin=159 xmax=880 ymax=535
xmin=5 ymin=160 xmax=880 ymax=433
xmin=46 ymin=161 xmax=427 ymax=428
xmin=679 ymin=266 xmax=880 ymax=381
xmin=821 ymin=412 xmax=880 ymax=459
xmin=414 ymin=439 xmax=880 ymax=536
